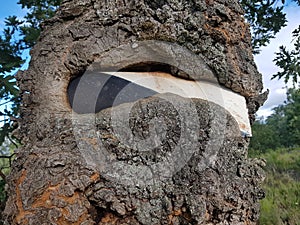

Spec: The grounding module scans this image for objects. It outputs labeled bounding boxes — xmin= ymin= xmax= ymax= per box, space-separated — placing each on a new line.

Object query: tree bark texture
xmin=4 ymin=0 xmax=267 ymax=224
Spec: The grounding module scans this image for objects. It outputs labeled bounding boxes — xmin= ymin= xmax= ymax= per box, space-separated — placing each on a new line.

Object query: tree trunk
xmin=4 ymin=0 xmax=267 ymax=224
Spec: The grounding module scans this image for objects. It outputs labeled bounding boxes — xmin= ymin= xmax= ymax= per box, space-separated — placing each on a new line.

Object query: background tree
xmin=273 ymin=25 xmax=300 ymax=85
xmin=0 ymin=0 xmax=62 ymax=147
xmin=282 ymin=88 xmax=300 ymax=144
xmin=249 ymin=120 xmax=281 ymax=151
xmin=240 ymin=0 xmax=288 ymax=54
xmin=250 ymin=88 xmax=300 ymax=151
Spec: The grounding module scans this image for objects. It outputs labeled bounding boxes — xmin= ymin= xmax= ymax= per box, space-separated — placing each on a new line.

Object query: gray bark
xmin=4 ymin=0 xmax=267 ymax=224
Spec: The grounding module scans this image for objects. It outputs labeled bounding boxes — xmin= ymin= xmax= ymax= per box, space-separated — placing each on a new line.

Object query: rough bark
xmin=4 ymin=0 xmax=266 ymax=224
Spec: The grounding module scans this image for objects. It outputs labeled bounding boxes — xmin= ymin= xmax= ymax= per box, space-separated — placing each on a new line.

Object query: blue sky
xmin=0 ymin=1 xmax=300 ymax=118
xmin=0 ymin=0 xmax=21 ymax=17
xmin=0 ymin=0 xmax=27 ymax=29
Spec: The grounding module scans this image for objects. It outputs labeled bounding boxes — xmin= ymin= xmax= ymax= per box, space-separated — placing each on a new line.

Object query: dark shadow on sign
xmin=68 ymin=72 xmax=158 ymax=114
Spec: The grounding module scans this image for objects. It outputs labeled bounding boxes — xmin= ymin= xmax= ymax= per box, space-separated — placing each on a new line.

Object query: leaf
xmin=273 ymin=29 xmax=300 ymax=85
xmin=0 ymin=75 xmax=19 ymax=97
xmin=240 ymin=0 xmax=287 ymax=53
xmin=5 ymin=16 xmax=23 ymax=28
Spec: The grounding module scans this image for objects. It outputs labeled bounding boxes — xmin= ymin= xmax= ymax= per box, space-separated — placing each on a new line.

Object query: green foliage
xmin=260 ymin=174 xmax=300 ymax=225
xmin=0 ymin=75 xmax=19 ymax=97
xmin=240 ymin=0 xmax=287 ymax=54
xmin=0 ymin=16 xmax=24 ymax=74
xmin=0 ymin=72 xmax=20 ymax=147
xmin=240 ymin=0 xmax=300 ymax=83
xmin=18 ymin=0 xmax=62 ymax=48
xmin=273 ymin=25 xmax=300 ymax=85
xmin=250 ymin=88 xmax=300 ymax=151
xmin=267 ymin=88 xmax=300 ymax=147
xmin=263 ymin=148 xmax=300 ymax=173
xmin=0 ymin=141 xmax=16 ymax=209
xmin=0 ymin=0 xmax=62 ymax=147
xmin=249 ymin=121 xmax=281 ymax=151
xmin=249 ymin=148 xmax=300 ymax=225
xmin=284 ymin=88 xmax=300 ymax=144
xmin=0 ymin=0 xmax=62 ymax=69
xmin=0 ymin=16 xmax=23 ymax=146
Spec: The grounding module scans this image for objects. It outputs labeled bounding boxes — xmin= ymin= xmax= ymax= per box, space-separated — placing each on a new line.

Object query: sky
xmin=0 ymin=0 xmax=27 ymax=26
xmin=0 ymin=0 xmax=300 ymax=119
xmin=254 ymin=1 xmax=300 ymax=118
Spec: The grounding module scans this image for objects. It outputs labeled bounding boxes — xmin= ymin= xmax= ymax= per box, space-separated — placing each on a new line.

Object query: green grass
xmin=249 ymin=148 xmax=300 ymax=225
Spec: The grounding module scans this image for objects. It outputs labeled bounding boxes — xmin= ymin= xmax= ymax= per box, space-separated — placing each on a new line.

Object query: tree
xmin=266 ymin=104 xmax=291 ymax=147
xmin=266 ymin=88 xmax=300 ymax=147
xmin=249 ymin=121 xmax=281 ymax=151
xmin=2 ymin=0 xmax=267 ymax=224
xmin=240 ymin=0 xmax=300 ymax=84
xmin=240 ymin=0 xmax=288 ymax=54
xmin=0 ymin=0 xmax=62 ymax=147
xmin=273 ymin=26 xmax=300 ymax=85
xmin=0 ymin=0 xmax=299 ymax=223
xmin=250 ymin=87 xmax=300 ymax=150
xmin=282 ymin=88 xmax=300 ymax=145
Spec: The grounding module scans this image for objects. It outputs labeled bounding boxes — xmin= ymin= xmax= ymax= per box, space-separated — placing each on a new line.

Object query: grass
xmin=249 ymin=148 xmax=300 ymax=225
